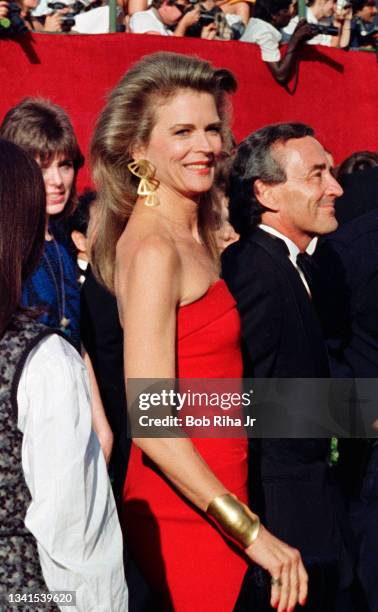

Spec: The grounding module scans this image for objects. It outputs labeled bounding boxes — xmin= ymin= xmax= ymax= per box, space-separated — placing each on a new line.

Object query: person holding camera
xmin=0 ymin=0 xmax=61 ymax=34
xmin=284 ymin=0 xmax=353 ymax=46
xmin=241 ymin=0 xmax=316 ymax=84
xmin=7 ymin=0 xmax=65 ymax=32
xmin=129 ymin=0 xmax=216 ymax=36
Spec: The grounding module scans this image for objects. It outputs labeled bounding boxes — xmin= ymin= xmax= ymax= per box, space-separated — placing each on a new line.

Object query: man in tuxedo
xmin=222 ymin=122 xmax=342 ymax=378
xmin=222 ymin=123 xmax=359 ymax=610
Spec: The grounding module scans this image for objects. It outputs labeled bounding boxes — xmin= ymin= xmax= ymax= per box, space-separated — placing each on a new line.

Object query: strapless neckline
xmin=179 ymin=279 xmax=225 ymax=310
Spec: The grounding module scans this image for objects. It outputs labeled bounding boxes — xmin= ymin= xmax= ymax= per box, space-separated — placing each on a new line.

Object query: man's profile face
xmin=271 ymin=6 xmax=292 ymax=28
xmin=319 ymin=0 xmax=336 ymax=17
xmin=160 ymin=0 xmax=188 ymax=25
xmin=358 ymin=0 xmax=377 ymax=22
xmin=267 ymin=136 xmax=343 ymax=242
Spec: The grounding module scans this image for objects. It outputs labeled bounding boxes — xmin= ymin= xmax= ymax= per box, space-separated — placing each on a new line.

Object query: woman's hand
xmin=44 ymin=11 xmax=63 ymax=31
xmin=201 ymin=22 xmax=217 ymax=38
xmin=96 ymin=425 xmax=114 ymax=465
xmin=245 ymin=524 xmax=308 ymax=611
xmin=333 ymin=4 xmax=352 ymax=25
xmin=332 ymin=5 xmax=352 ymax=47
xmin=174 ymin=4 xmax=201 ymax=34
xmin=83 ymin=349 xmax=114 ymax=466
xmin=179 ymin=5 xmax=201 ymax=27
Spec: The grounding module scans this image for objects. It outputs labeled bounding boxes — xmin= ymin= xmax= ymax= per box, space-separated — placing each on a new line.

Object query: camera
xmin=47 ymin=2 xmax=76 ymax=31
xmin=0 ymin=2 xmax=28 ymax=36
xmin=312 ymin=23 xmax=339 ymax=36
xmin=184 ymin=0 xmax=242 ymax=39
xmin=184 ymin=0 xmax=217 ymax=37
xmin=47 ymin=0 xmax=99 ymax=31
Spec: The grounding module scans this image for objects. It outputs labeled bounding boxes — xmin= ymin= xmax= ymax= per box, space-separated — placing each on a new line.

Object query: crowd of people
xmin=1 ymin=0 xmax=376 ymax=86
xmin=0 ymin=0 xmax=377 ymax=67
xmin=0 ymin=49 xmax=377 ymax=612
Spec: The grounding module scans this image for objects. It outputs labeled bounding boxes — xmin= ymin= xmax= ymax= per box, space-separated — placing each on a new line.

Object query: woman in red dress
xmin=90 ymin=51 xmax=307 ymax=612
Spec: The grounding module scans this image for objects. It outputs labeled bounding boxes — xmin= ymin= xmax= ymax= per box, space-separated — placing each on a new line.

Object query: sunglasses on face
xmin=171 ymin=2 xmax=187 ymax=13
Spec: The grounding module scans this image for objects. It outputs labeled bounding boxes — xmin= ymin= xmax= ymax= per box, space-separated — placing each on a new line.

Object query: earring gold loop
xmin=128 ymin=159 xmax=160 ymax=207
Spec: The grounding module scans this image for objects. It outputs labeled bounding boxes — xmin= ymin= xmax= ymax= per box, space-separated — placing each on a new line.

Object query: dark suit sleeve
xmin=222 ymin=246 xmax=283 ymax=378
xmin=314 ymin=238 xmax=352 ymax=343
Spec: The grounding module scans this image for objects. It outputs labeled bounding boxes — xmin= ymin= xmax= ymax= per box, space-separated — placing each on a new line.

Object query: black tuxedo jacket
xmin=222 ymin=227 xmax=330 ymax=379
xmin=81 ymin=266 xmax=130 ymax=501
xmin=222 ymin=228 xmax=353 ymax=584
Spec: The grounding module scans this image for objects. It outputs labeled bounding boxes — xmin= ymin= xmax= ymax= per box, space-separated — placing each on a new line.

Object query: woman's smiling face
xmin=37 ymin=153 xmax=75 ymax=217
xmin=135 ymin=89 xmax=223 ymax=199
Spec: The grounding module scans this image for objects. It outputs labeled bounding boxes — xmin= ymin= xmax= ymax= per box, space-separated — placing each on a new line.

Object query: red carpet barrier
xmin=0 ymin=33 xmax=376 ymax=189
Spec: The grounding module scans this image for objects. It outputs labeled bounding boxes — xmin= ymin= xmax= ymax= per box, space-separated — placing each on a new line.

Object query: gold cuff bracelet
xmin=207 ymin=493 xmax=261 ymax=549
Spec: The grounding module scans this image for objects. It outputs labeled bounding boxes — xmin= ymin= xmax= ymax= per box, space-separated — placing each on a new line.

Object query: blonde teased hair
xmin=90 ymin=51 xmax=237 ymax=292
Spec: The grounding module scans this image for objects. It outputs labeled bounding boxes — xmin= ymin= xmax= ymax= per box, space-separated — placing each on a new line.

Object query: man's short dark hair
xmin=151 ymin=0 xmax=177 ymax=9
xmin=351 ymin=0 xmax=372 ymax=13
xmin=228 ymin=122 xmax=314 ymax=235
xmin=68 ymin=189 xmax=97 ymax=236
xmin=254 ymin=0 xmax=292 ymax=22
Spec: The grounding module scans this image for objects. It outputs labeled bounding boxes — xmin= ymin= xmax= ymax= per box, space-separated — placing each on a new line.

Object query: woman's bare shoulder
xmin=117 ymin=228 xmax=180 ymax=272
xmin=115 ymin=226 xmax=182 ymax=303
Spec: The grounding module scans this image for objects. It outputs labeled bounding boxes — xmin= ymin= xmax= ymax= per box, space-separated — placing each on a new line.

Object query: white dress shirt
xmin=259 ymin=224 xmax=318 ymax=296
xmin=241 ymin=18 xmax=282 ymax=61
xmin=72 ymin=6 xmax=111 ymax=34
xmin=129 ymin=8 xmax=173 ymax=35
xmin=17 ymin=334 xmax=128 ymax=612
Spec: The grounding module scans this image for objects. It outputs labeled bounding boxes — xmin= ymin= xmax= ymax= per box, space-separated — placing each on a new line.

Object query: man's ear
xmin=253 ymin=179 xmax=279 ymax=211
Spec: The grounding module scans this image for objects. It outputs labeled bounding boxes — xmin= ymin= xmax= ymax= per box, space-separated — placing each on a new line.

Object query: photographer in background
xmin=184 ymin=0 xmax=246 ymax=39
xmin=129 ymin=0 xmax=216 ymax=36
xmin=241 ymin=0 xmax=316 ymax=84
xmin=9 ymin=0 xmax=65 ymax=31
xmin=350 ymin=0 xmax=377 ymax=47
xmin=284 ymin=0 xmax=353 ymax=46
xmin=0 ymin=0 xmax=61 ymax=33
xmin=32 ymin=0 xmax=125 ymax=34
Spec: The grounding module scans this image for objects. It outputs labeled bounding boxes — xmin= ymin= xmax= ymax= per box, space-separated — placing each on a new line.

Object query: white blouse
xmin=17 ymin=334 xmax=128 ymax=611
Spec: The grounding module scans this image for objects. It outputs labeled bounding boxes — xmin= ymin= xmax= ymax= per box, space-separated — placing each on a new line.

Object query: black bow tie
xmin=296 ymin=252 xmax=318 ymax=292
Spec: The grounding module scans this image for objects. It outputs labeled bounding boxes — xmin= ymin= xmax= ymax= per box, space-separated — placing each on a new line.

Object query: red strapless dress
xmin=123 ymin=280 xmax=248 ymax=611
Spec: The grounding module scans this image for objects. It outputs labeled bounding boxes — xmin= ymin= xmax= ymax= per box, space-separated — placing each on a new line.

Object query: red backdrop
xmin=0 ymin=33 xmax=376 ymax=189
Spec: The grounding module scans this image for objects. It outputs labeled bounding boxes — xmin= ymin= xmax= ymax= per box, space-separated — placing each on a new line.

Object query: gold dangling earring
xmin=128 ymin=159 xmax=160 ymax=207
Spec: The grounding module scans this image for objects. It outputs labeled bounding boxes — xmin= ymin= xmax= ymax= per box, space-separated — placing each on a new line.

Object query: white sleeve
xmin=282 ymin=15 xmax=298 ymax=37
xmin=306 ymin=32 xmax=332 ymax=45
xmin=129 ymin=10 xmax=161 ymax=33
xmin=17 ymin=335 xmax=128 ymax=612
xmin=71 ymin=6 xmax=110 ymax=34
xmin=255 ymin=30 xmax=281 ymax=62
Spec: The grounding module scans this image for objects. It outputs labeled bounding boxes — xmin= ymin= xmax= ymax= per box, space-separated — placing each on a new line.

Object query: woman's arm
xmin=17 ymin=335 xmax=127 ymax=609
xmin=118 ymin=234 xmax=308 ymax=611
xmin=332 ymin=6 xmax=352 ymax=47
xmin=119 ymin=235 xmax=230 ymax=506
xmin=83 ymin=349 xmax=114 ymax=465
